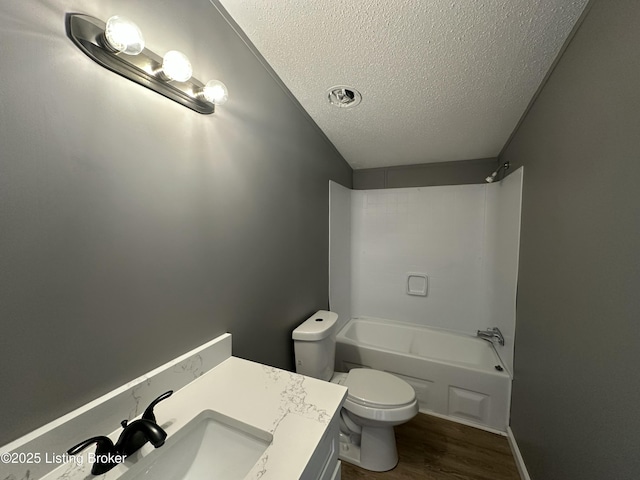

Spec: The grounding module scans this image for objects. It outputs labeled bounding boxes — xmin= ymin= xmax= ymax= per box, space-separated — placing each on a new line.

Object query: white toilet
xmin=293 ymin=310 xmax=418 ymax=472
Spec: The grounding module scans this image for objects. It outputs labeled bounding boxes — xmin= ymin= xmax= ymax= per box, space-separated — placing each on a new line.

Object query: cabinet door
xmin=300 ymin=416 xmax=340 ymax=480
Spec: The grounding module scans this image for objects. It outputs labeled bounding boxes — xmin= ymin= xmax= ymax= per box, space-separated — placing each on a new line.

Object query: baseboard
xmin=507 ymin=426 xmax=532 ymax=480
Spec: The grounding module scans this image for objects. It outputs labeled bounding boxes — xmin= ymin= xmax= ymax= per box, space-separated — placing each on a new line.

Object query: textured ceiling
xmin=216 ymin=0 xmax=589 ymax=169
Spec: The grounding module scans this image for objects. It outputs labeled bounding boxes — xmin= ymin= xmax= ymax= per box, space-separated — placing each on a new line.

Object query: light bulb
xmin=161 ymin=51 xmax=192 ymax=82
xmin=104 ymin=16 xmax=145 ymax=55
xmin=202 ymin=80 xmax=228 ymax=105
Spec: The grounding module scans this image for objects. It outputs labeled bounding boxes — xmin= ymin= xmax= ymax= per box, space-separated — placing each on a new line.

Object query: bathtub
xmin=335 ymin=317 xmax=511 ymax=432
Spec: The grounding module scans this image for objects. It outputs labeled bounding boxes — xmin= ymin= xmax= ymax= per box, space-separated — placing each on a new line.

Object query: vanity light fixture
xmin=66 ymin=13 xmax=228 ymax=115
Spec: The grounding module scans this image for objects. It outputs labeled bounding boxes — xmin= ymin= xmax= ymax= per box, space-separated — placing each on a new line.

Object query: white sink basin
xmin=120 ymin=410 xmax=272 ymax=480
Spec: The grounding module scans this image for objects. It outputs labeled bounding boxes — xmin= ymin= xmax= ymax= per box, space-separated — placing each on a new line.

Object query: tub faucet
xmin=67 ymin=390 xmax=172 ymax=475
xmin=477 ymin=327 xmax=505 ymax=346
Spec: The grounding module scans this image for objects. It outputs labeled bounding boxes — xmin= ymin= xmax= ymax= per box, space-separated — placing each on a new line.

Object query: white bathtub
xmin=335 ymin=317 xmax=511 ymax=432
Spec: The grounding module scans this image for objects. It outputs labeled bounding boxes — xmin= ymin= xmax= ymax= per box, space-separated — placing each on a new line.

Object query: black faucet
xmin=67 ymin=390 xmax=173 ymax=475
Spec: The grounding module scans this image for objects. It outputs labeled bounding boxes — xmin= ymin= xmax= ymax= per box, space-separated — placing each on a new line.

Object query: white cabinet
xmin=301 ymin=415 xmax=341 ymax=480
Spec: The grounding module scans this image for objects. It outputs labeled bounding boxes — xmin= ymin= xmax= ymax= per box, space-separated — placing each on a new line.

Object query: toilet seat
xmin=335 ymin=369 xmax=418 ymax=424
xmin=344 ymin=369 xmax=415 ymax=408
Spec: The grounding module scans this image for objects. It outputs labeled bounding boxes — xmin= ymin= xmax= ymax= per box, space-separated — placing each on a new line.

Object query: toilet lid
xmin=344 ymin=369 xmax=415 ymax=408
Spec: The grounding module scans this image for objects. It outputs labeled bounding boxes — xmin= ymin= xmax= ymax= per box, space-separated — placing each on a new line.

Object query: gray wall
xmin=0 ymin=0 xmax=351 ymax=446
xmin=501 ymin=0 xmax=640 ymax=478
xmin=353 ymin=158 xmax=498 ymax=189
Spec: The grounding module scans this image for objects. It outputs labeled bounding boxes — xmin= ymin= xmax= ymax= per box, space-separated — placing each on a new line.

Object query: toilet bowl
xmin=331 ymin=369 xmax=418 ymax=471
xmin=293 ymin=311 xmax=418 ymax=472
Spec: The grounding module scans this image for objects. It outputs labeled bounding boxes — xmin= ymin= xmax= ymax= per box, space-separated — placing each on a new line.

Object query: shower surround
xmin=329 ymin=169 xmax=522 ymax=376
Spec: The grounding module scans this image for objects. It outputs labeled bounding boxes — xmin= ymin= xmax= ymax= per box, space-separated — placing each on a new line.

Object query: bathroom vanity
xmin=2 ymin=334 xmax=346 ymax=480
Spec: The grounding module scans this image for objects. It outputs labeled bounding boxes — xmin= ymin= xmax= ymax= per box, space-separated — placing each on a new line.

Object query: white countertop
xmin=40 ymin=357 xmax=347 ymax=480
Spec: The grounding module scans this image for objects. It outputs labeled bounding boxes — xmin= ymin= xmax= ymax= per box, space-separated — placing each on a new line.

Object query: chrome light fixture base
xmin=66 ymin=13 xmax=215 ymax=115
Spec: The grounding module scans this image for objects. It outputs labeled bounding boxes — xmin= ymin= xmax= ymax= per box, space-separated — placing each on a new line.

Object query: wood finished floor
xmin=341 ymin=413 xmax=520 ymax=480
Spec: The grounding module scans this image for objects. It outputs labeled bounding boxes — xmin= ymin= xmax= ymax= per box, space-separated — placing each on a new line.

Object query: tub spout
xmin=477 ymin=327 xmax=505 ymax=346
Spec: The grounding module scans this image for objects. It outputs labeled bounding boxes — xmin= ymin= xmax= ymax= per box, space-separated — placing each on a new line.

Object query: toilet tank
xmin=292 ymin=310 xmax=338 ymax=381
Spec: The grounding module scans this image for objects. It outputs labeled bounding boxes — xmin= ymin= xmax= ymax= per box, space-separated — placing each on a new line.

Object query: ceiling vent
xmin=327 ymin=86 xmax=362 ymax=108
